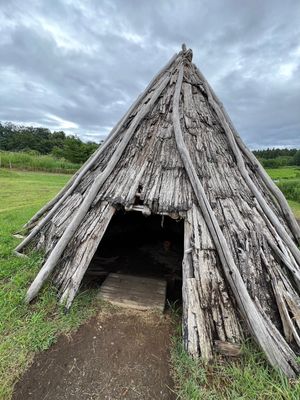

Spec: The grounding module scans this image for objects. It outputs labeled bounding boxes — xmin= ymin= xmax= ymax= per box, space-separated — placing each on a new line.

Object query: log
xmin=256 ymin=203 xmax=300 ymax=284
xmin=25 ymin=73 xmax=171 ymax=303
xmin=58 ymin=203 xmax=115 ymax=309
xmin=182 ymin=218 xmax=196 ymax=353
xmin=215 ymin=341 xmax=241 ymax=357
xmin=172 ymin=61 xmax=299 ymax=377
xmin=188 ymin=207 xmax=242 ymax=355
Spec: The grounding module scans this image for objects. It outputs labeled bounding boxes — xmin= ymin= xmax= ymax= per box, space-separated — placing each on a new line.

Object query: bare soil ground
xmin=12 ymin=309 xmax=176 ymax=400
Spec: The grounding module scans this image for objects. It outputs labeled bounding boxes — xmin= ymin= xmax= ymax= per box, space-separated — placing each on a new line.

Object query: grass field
xmin=1 ymin=168 xmax=300 ymax=399
xmin=266 ymin=166 xmax=300 ymax=180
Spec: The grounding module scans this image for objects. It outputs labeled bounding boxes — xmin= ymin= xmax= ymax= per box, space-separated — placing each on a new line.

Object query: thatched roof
xmin=16 ymin=45 xmax=300 ymax=377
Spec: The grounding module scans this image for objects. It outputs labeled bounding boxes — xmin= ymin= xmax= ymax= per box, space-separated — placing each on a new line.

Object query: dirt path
xmin=13 ymin=310 xmax=176 ymax=400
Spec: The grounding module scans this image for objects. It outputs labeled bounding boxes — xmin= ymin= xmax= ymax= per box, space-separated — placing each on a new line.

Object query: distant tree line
xmin=0 ymin=122 xmax=99 ymax=164
xmin=253 ymin=148 xmax=298 ymax=159
xmin=1 ymin=122 xmax=299 ymax=169
xmin=253 ymin=148 xmax=300 ymax=168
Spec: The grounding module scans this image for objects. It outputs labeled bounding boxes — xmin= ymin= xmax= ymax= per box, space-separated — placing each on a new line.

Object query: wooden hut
xmin=16 ymin=45 xmax=300 ymax=377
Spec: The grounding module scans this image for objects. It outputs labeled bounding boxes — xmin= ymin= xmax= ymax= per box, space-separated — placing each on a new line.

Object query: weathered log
xmin=173 ymin=61 xmax=299 ymax=377
xmin=215 ymin=341 xmax=241 ymax=357
xmin=182 ymin=217 xmax=197 ymax=354
xmin=256 ymin=203 xmax=300 ymax=284
xmin=58 ymin=203 xmax=115 ymax=309
xmin=25 ymin=74 xmax=171 ymax=303
xmin=182 ymin=207 xmax=243 ymax=359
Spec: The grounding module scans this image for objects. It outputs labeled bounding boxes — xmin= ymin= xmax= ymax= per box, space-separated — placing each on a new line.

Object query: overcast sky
xmin=0 ymin=0 xmax=299 ymax=149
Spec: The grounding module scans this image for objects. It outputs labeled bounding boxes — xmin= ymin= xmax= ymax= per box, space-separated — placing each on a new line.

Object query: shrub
xmin=260 ymin=156 xmax=296 ymax=168
xmin=261 ymin=159 xmax=281 ymax=168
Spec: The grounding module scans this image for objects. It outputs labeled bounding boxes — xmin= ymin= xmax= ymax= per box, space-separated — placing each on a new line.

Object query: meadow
xmin=0 ymin=167 xmax=300 ymax=399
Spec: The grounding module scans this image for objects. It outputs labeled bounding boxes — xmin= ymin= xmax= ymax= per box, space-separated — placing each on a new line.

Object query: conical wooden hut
xmin=16 ymin=45 xmax=300 ymax=377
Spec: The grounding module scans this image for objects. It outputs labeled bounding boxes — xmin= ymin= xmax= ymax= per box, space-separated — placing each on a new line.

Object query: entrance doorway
xmin=83 ymin=209 xmax=184 ymax=304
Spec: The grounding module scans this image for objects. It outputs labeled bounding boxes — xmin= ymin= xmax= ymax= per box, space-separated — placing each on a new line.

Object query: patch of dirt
xmin=13 ymin=310 xmax=176 ymax=400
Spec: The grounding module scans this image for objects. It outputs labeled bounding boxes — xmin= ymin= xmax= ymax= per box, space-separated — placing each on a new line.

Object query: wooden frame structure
xmin=17 ymin=45 xmax=300 ymax=377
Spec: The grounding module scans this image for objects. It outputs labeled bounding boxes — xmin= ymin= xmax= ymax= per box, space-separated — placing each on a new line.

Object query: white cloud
xmin=45 ymin=114 xmax=79 ymax=130
xmin=0 ymin=0 xmax=299 ymax=148
xmin=278 ymin=62 xmax=298 ymax=79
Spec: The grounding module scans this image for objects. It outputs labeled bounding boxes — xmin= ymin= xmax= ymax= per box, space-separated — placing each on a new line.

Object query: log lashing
xmin=16 ymin=45 xmax=300 ymax=377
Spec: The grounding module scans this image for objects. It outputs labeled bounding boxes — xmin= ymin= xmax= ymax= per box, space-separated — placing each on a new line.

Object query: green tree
xmin=0 ymin=121 xmax=99 ymax=164
xmin=293 ymin=150 xmax=300 ymax=166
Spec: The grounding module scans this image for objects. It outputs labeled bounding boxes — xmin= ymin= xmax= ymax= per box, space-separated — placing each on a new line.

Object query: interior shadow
xmin=82 ymin=209 xmax=184 ymax=304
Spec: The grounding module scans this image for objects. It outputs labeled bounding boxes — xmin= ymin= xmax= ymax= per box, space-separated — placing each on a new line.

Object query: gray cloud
xmin=0 ymin=0 xmax=299 ymax=148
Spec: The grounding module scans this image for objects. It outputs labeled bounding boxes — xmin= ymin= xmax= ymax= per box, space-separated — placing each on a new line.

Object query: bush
xmin=260 ymin=156 xmax=295 ymax=168
xmin=260 ymin=159 xmax=281 ymax=168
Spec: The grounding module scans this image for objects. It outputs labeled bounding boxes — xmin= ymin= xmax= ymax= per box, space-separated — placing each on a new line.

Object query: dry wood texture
xmin=17 ymin=45 xmax=300 ymax=377
xmin=98 ymin=273 xmax=167 ymax=312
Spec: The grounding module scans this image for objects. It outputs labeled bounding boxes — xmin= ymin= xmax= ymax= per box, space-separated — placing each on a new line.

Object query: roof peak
xmin=181 ymin=43 xmax=193 ymax=62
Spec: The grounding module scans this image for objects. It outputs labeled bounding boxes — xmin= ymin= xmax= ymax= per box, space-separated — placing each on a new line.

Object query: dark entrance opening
xmin=83 ymin=209 xmax=184 ymax=304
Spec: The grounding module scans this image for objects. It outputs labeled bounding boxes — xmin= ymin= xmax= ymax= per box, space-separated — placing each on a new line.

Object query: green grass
xmin=266 ymin=167 xmax=300 ymax=205
xmin=265 ymin=166 xmax=300 ymax=181
xmin=171 ymin=336 xmax=300 ymax=399
xmin=0 ymin=151 xmax=80 ymax=174
xmin=0 ymin=169 xmax=99 ymax=399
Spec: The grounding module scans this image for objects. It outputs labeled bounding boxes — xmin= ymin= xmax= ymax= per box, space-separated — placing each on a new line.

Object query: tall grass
xmin=0 ymin=151 xmax=80 ymax=174
xmin=277 ymin=180 xmax=300 ymax=204
xmin=265 ymin=167 xmax=300 ymax=205
xmin=266 ymin=167 xmax=300 ymax=180
xmin=171 ymin=336 xmax=300 ymax=399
